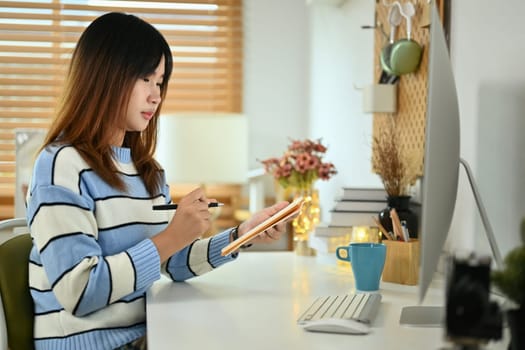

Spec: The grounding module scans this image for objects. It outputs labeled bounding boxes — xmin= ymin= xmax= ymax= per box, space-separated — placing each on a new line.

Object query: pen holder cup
xmin=381 ymin=239 xmax=419 ymax=285
xmin=362 ymin=84 xmax=397 ymax=114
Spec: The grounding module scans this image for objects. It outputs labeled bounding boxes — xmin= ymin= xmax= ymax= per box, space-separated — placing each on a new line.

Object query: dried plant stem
xmin=373 ymin=122 xmax=419 ymax=197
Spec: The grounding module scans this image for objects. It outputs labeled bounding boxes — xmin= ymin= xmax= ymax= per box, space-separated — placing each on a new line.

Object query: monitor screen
xmin=418 ymin=1 xmax=460 ymax=304
xmin=402 ymin=4 xmax=504 ymax=327
xmin=398 ymin=3 xmax=460 ymax=327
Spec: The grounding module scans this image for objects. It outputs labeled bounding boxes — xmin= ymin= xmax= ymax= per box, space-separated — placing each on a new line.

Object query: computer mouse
xmin=301 ymin=318 xmax=371 ymax=335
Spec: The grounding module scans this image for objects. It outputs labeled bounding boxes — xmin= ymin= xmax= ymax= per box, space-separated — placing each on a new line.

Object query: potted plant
xmin=491 ymin=218 xmax=525 ymax=350
xmin=372 ymin=122 xmax=420 ymax=238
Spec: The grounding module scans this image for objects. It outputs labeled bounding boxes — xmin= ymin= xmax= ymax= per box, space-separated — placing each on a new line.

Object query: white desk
xmin=146 ymin=252 xmax=508 ymax=350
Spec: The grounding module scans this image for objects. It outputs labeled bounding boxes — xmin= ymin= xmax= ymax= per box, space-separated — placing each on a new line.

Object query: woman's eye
xmin=143 ymin=78 xmax=150 ymax=83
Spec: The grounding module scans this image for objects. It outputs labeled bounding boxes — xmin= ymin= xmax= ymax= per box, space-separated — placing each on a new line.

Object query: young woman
xmin=26 ymin=12 xmax=288 ymax=350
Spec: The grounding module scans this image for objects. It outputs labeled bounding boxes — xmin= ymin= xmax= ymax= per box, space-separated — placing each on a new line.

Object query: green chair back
xmin=0 ymin=234 xmax=34 ymax=350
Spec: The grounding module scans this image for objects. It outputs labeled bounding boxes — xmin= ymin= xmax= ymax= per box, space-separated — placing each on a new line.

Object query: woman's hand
xmin=168 ymin=188 xmax=214 ymax=241
xmin=152 ymin=187 xmax=216 ymax=262
xmin=237 ymin=201 xmax=291 ymax=244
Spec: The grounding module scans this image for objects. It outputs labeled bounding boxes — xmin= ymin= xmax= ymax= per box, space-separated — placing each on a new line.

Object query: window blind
xmin=0 ymin=0 xmax=243 ymax=197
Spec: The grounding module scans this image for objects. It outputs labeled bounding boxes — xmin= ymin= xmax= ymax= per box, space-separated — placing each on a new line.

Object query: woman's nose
xmin=149 ymin=88 xmax=161 ymax=104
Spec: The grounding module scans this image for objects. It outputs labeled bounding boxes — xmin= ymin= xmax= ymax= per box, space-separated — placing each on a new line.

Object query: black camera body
xmin=445 ymin=254 xmax=503 ymax=346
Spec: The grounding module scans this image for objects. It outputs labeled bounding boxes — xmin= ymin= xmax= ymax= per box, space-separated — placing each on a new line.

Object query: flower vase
xmin=378 ymin=196 xmax=418 ymax=239
xmin=291 ymin=185 xmax=320 ymax=256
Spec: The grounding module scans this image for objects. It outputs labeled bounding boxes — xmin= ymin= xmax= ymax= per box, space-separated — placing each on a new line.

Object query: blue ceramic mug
xmin=336 ymin=243 xmax=387 ymax=292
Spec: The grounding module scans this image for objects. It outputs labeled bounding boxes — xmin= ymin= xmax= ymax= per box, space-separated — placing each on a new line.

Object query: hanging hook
xmin=361 ymin=21 xmax=388 ymax=42
xmin=382 ymin=0 xmax=403 ymax=14
xmin=382 ymin=0 xmax=401 ymax=7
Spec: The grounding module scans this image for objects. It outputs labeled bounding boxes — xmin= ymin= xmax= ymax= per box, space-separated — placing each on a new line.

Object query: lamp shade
xmin=156 ymin=114 xmax=248 ymax=184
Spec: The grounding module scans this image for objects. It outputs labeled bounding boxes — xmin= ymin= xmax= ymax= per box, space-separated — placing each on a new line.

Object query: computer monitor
xmin=401 ymin=3 xmax=503 ymax=326
xmin=417 ymin=1 xmax=460 ymax=305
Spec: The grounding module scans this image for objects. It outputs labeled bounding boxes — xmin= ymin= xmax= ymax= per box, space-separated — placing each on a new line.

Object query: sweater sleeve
xmin=163 ymin=229 xmax=238 ymax=281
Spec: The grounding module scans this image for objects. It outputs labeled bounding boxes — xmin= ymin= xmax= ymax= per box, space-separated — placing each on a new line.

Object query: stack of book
xmin=308 ymin=223 xmax=352 ymax=256
xmin=309 ymin=187 xmax=387 ymax=261
xmin=328 ymin=187 xmax=387 ymax=227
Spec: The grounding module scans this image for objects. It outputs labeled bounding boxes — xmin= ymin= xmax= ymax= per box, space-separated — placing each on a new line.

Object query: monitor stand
xmin=458 ymin=158 xmax=503 ymax=269
xmin=400 ymin=306 xmax=443 ymax=327
xmin=399 ymin=158 xmax=504 ymax=327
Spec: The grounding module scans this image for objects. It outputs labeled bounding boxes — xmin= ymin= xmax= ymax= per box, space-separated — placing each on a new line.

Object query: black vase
xmin=507 ymin=308 xmax=525 ymax=350
xmin=378 ymin=196 xmax=418 ymax=239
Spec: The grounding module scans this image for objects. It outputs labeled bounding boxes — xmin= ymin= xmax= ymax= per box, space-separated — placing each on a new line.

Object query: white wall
xmin=308 ymin=0 xmax=381 ymax=223
xmin=449 ymin=0 xmax=525 ymax=259
xmin=244 ymin=0 xmax=310 ymax=169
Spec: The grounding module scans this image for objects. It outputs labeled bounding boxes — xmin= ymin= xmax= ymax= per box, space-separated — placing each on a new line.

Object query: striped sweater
xmin=26 ymin=144 xmax=236 ymax=350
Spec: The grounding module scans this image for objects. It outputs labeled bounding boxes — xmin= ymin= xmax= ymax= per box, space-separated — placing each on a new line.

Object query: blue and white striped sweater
xmin=26 ymin=144 xmax=236 ymax=350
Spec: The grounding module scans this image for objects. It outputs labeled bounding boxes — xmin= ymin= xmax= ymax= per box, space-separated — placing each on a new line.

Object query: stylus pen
xmin=152 ymin=202 xmax=224 ymax=210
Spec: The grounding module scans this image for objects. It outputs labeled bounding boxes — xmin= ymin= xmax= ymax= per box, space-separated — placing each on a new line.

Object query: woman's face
xmin=114 ymin=56 xmax=165 ymax=145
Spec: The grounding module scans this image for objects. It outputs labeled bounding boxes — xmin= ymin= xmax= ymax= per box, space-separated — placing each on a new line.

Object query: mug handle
xmin=336 ymin=246 xmax=351 ymax=262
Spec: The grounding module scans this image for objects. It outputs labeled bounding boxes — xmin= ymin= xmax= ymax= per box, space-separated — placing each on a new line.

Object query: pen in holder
xmin=381 ymin=239 xmax=420 ymax=285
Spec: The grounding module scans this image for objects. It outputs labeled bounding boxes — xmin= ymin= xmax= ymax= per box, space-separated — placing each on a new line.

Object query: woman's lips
xmin=142 ymin=111 xmax=153 ymax=120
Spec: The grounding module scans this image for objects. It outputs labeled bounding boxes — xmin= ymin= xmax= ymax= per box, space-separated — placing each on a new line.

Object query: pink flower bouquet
xmin=260 ymin=138 xmax=337 ymax=190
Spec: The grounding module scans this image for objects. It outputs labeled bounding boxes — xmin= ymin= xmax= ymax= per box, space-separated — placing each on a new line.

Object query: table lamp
xmin=156 ymin=114 xmax=249 ymax=235
xmin=156 ymin=114 xmax=248 ymax=185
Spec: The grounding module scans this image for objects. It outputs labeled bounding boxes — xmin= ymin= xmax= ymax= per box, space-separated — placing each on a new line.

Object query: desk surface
xmin=146 ymin=252 xmax=508 ymax=350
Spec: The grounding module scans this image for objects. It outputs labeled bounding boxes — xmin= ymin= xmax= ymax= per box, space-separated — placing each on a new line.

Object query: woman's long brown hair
xmin=44 ymin=12 xmax=173 ymax=195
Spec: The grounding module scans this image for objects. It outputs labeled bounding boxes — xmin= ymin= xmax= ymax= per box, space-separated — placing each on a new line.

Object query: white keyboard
xmin=297 ymin=293 xmax=382 ymax=331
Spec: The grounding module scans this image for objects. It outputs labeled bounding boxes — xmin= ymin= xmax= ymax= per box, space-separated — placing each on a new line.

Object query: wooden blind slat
xmin=0 ymin=177 xmax=15 ymax=184
xmin=62 ymin=5 xmax=242 ymax=17
xmin=0 ymin=132 xmax=13 ymax=139
xmin=0 ymin=156 xmax=15 ymax=163
xmin=2 ymin=122 xmax=49 ymax=129
xmin=0 ymin=12 xmax=239 ymax=28
xmin=0 ymin=78 xmax=60 ymax=87
xmin=1 ymin=0 xmax=239 ymax=8
xmin=0 ymin=100 xmax=55 ymax=108
xmin=0 ymin=67 xmax=66 ymax=75
xmin=0 ymin=89 xmax=58 ymax=97
xmin=0 ymin=144 xmax=14 ymax=151
xmin=0 ymin=23 xmax=241 ymax=40
xmin=0 ymin=45 xmax=73 ymax=55
xmin=0 ymin=112 xmax=53 ymax=118
xmin=0 ymin=162 xmax=16 ymax=172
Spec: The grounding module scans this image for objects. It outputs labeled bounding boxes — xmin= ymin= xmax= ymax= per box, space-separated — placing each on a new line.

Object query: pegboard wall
xmin=372 ymin=0 xmax=444 ymax=176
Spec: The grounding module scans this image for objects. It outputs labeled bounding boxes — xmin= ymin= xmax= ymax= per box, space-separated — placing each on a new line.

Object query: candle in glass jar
xmin=351 ymin=226 xmax=380 ymax=243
